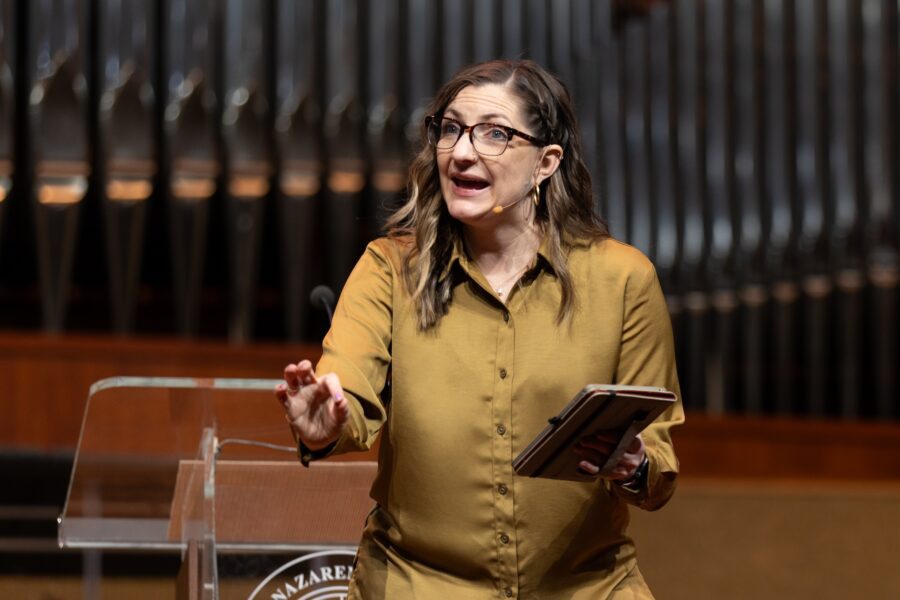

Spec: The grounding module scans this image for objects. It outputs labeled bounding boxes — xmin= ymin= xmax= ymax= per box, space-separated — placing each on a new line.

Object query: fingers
xmin=573 ymin=431 xmax=615 ymax=475
xmin=283 ymin=364 xmax=300 ymax=394
xmin=319 ymin=372 xmax=344 ymax=402
xmin=275 ymin=382 xmax=289 ymax=405
xmin=330 ymin=394 xmax=350 ymax=426
xmin=578 ymin=460 xmax=601 ymax=476
xmin=278 ymin=360 xmax=317 ymax=422
xmin=317 ymin=372 xmax=349 ymax=425
xmin=296 ymin=360 xmax=318 ymax=385
xmin=284 ymin=359 xmax=317 ymax=394
xmin=575 ymin=455 xmax=635 ymax=479
xmin=573 ymin=445 xmax=611 ymax=473
xmin=275 ymin=382 xmax=305 ymax=423
xmin=574 ymin=433 xmax=645 ymax=480
xmin=626 ymin=434 xmax=645 ymax=454
xmin=275 ymin=363 xmax=347 ymax=423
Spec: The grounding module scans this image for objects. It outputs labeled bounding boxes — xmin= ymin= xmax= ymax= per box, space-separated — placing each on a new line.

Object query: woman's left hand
xmin=573 ymin=432 xmax=645 ymax=480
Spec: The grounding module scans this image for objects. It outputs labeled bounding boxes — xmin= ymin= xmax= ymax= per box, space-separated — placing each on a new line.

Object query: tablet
xmin=512 ymin=384 xmax=676 ymax=481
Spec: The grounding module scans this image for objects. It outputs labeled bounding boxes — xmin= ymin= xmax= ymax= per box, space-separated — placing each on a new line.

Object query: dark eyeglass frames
xmin=425 ymin=115 xmax=548 ymax=156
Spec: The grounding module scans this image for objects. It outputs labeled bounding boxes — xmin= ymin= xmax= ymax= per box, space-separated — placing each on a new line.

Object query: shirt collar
xmin=438 ymin=237 xmax=467 ymax=283
xmin=437 ymin=229 xmax=568 ymax=284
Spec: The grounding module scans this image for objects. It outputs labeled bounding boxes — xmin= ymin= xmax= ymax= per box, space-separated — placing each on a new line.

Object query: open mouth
xmin=452 ymin=176 xmax=489 ymax=191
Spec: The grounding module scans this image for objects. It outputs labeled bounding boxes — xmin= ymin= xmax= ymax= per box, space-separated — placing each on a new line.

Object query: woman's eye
xmin=487 ymin=128 xmax=509 ymax=141
xmin=442 ymin=122 xmax=461 ymax=135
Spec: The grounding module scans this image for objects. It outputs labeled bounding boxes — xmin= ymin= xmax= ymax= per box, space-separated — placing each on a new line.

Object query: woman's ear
xmin=534 ymin=144 xmax=564 ymax=185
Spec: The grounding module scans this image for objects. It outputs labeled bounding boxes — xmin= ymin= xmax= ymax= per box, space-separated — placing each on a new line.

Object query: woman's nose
xmin=451 ymin=132 xmax=478 ymax=161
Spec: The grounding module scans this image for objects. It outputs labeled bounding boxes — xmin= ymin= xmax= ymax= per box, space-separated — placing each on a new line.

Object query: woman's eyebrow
xmin=478 ymin=112 xmax=511 ymax=123
xmin=443 ymin=108 xmax=512 ymax=124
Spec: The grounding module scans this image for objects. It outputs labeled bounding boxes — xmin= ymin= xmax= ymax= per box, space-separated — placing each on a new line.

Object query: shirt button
xmin=497 ymin=424 xmax=506 ymax=435
xmin=500 ymin=533 xmax=510 ymax=544
xmin=499 ymin=368 xmax=508 ymax=379
xmin=498 ymin=483 xmax=508 ymax=495
xmin=505 ymin=587 xmax=514 ymax=597
xmin=503 ymin=312 xmax=510 ymax=323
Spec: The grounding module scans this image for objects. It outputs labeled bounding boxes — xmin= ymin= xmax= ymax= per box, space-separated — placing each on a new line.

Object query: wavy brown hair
xmin=386 ymin=59 xmax=609 ymax=330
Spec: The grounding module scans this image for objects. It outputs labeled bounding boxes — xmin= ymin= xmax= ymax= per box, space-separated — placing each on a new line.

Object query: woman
xmin=276 ymin=59 xmax=683 ymax=599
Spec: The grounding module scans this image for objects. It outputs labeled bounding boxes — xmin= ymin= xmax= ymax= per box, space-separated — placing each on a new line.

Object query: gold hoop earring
xmin=532 ymin=185 xmax=540 ymax=208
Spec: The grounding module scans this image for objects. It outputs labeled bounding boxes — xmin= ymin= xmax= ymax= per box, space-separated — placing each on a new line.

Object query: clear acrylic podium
xmin=58 ymin=377 xmax=377 ymax=599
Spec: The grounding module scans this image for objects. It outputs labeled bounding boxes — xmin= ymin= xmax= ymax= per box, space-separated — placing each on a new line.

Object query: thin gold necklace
xmin=494 ymin=264 xmax=530 ymax=298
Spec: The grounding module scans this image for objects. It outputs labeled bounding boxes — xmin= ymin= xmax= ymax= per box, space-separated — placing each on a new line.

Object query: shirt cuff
xmin=298 ymin=440 xmax=338 ymax=466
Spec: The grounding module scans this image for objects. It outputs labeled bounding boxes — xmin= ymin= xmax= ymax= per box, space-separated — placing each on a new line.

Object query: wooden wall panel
xmin=0 ymin=332 xmax=318 ymax=450
xmin=631 ymin=479 xmax=900 ymax=599
xmin=2 ymin=333 xmax=899 ymax=481
xmin=675 ymin=414 xmax=900 ymax=481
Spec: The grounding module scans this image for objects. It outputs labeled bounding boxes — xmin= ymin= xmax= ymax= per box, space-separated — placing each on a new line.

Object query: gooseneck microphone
xmin=310 ymin=285 xmax=336 ymax=324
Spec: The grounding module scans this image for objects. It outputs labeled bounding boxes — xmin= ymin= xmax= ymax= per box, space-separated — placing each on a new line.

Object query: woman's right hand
xmin=276 ymin=359 xmax=349 ymax=450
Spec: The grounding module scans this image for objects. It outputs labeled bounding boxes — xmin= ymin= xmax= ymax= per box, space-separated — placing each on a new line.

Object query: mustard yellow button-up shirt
xmin=311 ymin=234 xmax=684 ymax=599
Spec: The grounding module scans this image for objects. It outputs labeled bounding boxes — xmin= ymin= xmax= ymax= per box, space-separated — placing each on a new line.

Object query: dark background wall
xmin=1 ymin=0 xmax=897 ymax=420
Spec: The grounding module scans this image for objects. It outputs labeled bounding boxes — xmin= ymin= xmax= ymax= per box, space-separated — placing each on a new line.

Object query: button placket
xmin=492 ymin=302 xmax=518 ymax=595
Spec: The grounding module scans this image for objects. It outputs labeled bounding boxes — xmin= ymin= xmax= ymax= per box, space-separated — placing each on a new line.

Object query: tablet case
xmin=512 ymin=384 xmax=676 ymax=481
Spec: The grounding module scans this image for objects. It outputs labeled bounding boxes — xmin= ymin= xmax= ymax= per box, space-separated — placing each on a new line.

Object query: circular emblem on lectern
xmin=246 ymin=549 xmax=356 ymax=600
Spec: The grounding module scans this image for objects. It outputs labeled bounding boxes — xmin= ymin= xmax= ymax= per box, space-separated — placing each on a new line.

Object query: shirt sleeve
xmin=300 ymin=241 xmax=394 ymax=464
xmin=611 ymin=261 xmax=685 ymax=511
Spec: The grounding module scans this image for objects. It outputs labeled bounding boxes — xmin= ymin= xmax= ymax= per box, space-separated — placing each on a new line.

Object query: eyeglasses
xmin=425 ymin=115 xmax=548 ymax=156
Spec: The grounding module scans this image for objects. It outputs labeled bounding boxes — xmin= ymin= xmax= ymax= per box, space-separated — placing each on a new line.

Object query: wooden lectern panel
xmin=168 ymin=460 xmax=377 ymax=545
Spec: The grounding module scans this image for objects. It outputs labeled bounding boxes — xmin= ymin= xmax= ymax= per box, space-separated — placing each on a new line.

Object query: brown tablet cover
xmin=512 ymin=384 xmax=676 ymax=481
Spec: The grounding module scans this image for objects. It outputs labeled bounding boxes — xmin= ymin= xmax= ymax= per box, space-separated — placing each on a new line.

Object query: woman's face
xmin=436 ymin=83 xmax=552 ymax=228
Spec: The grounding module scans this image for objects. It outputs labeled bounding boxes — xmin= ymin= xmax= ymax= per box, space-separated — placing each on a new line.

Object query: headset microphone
xmin=491 ymin=193 xmax=527 ymax=215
